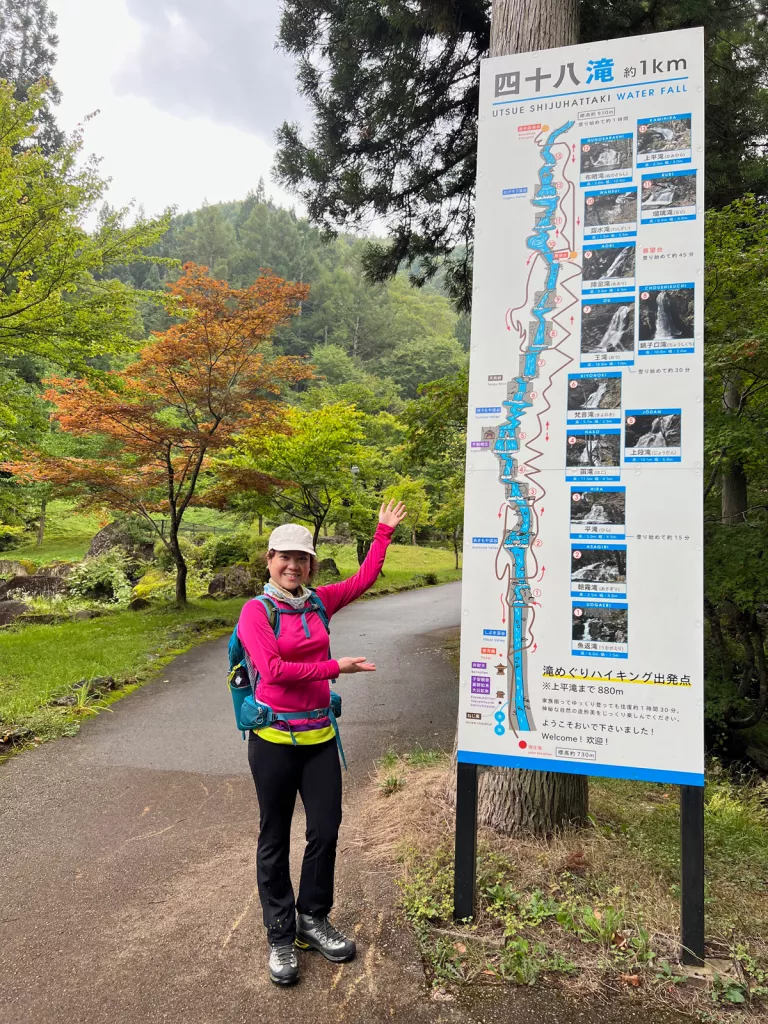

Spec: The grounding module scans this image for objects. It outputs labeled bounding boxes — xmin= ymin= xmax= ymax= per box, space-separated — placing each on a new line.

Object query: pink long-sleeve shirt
xmin=237 ymin=523 xmax=394 ymax=736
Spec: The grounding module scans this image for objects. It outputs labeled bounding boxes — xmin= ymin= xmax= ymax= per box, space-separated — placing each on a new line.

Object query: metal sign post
xmin=453 ymin=763 xmax=479 ymax=921
xmin=680 ymin=785 xmax=705 ymax=964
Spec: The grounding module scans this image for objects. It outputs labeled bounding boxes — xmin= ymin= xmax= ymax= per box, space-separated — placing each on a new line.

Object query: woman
xmin=237 ymin=499 xmax=407 ymax=986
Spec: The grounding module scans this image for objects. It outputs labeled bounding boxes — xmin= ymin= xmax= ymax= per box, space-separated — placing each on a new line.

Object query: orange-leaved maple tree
xmin=7 ymin=264 xmax=311 ymax=603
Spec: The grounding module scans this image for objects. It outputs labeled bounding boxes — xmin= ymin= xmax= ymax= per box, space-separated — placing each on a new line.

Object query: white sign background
xmin=458 ymin=28 xmax=705 ymax=785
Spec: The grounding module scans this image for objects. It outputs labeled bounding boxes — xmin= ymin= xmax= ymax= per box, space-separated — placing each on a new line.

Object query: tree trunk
xmin=721 ymin=384 xmax=748 ymax=523
xmin=412 ymin=528 xmax=417 ymax=545
xmin=490 ymin=0 xmax=579 ymax=56
xmin=258 ymin=514 xmax=263 ymax=536
xmin=170 ymin=524 xmax=188 ymax=605
xmin=453 ymin=528 xmax=460 ymax=570
xmin=722 ymin=463 xmax=748 ymax=523
xmin=356 ymin=536 xmax=371 ymax=566
xmin=36 ymin=496 xmax=47 ymax=547
xmin=312 ymin=519 xmax=323 ymax=548
xmin=469 ymin=0 xmax=588 ymax=837
xmin=478 ymin=767 xmax=587 ymax=834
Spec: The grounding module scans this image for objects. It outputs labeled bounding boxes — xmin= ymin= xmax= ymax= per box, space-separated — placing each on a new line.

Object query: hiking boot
xmin=269 ymin=943 xmax=299 ymax=985
xmin=295 ymin=913 xmax=356 ymax=963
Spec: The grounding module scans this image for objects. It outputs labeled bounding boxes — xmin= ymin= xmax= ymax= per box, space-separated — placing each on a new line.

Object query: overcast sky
xmin=49 ymin=0 xmax=305 ymax=218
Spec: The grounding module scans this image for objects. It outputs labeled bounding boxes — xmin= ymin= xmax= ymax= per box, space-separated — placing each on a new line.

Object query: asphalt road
xmin=0 ymin=582 xmax=690 ymax=1024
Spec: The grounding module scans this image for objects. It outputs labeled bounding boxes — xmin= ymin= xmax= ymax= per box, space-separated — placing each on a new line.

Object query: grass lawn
xmin=324 ymin=542 xmax=461 ymax=594
xmin=7 ymin=502 xmax=243 ymax=566
xmin=363 ymin=753 xmax=768 ymax=1019
xmin=9 ymin=500 xmax=106 ymax=565
xmin=0 ymin=598 xmax=246 ymax=751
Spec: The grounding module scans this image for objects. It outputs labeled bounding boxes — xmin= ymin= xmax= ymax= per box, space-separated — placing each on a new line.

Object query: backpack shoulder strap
xmin=252 ymin=594 xmax=280 ymax=636
xmin=307 ymin=590 xmax=330 ymax=634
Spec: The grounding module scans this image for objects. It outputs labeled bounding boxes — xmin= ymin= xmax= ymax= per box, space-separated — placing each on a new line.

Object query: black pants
xmin=248 ymin=734 xmax=342 ymax=945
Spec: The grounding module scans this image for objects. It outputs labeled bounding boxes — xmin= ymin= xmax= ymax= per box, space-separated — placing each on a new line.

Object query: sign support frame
xmin=453 ymin=771 xmax=706 ymax=964
xmin=453 ymin=762 xmax=479 ymax=921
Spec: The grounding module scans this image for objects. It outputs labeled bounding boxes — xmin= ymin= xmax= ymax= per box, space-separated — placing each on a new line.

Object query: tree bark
xmin=36 ymin=496 xmax=47 ymax=547
xmin=170 ymin=523 xmax=188 ymax=605
xmin=356 ymin=536 xmax=371 ymax=566
xmin=469 ymin=0 xmax=587 ymax=837
xmin=478 ymin=767 xmax=588 ymax=834
xmin=491 ymin=0 xmax=579 ymax=57
xmin=722 ymin=462 xmax=748 ymax=523
xmin=721 ymin=384 xmax=748 ymax=523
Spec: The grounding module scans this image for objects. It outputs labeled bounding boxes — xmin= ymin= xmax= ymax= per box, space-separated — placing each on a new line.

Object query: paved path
xmin=0 ymin=583 xmax=689 ymax=1024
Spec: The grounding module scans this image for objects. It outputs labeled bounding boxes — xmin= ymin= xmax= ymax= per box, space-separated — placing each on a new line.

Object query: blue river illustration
xmin=493 ymin=121 xmax=574 ymax=734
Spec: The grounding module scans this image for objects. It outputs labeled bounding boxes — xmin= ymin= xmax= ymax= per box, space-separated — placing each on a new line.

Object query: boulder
xmin=35 ymin=562 xmax=76 ymax=579
xmin=0 ymin=576 xmax=69 ymax=600
xmin=128 ymin=597 xmax=151 ymax=612
xmin=0 ymin=600 xmax=31 ymax=626
xmin=316 ymin=557 xmax=341 ymax=579
xmin=88 ymin=521 xmax=155 ymax=562
xmin=208 ymin=564 xmax=260 ymax=598
xmin=0 ymin=560 xmax=28 ymax=580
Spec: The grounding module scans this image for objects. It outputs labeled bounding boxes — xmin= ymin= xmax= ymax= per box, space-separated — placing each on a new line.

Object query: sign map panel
xmin=458 ymin=28 xmax=705 ymax=785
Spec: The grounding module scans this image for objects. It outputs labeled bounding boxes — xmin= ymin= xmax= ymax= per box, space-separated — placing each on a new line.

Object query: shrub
xmin=0 ymin=524 xmax=26 ymax=551
xmin=153 ymin=536 xmax=200 ymax=571
xmin=133 ymin=566 xmax=213 ymax=602
xmin=132 ymin=568 xmax=175 ymax=602
xmin=68 ymin=549 xmax=133 ymax=604
xmin=200 ymin=532 xmax=251 ymax=569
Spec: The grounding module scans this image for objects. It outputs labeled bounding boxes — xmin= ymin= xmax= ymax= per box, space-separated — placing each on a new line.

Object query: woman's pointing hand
xmin=337 ymin=656 xmax=377 ymax=674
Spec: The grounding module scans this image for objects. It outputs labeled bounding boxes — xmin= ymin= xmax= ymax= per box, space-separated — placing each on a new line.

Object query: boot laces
xmin=273 ymin=944 xmax=297 ymax=967
xmin=319 ymin=917 xmax=346 ymax=946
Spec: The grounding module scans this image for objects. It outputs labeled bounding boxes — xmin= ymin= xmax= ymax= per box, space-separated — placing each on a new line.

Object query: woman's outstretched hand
xmin=338 ymin=656 xmax=377 ymax=674
xmin=379 ymin=499 xmax=407 ymax=528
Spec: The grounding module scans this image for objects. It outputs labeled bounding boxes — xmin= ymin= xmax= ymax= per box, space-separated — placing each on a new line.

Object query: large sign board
xmin=458 ymin=28 xmax=704 ymax=785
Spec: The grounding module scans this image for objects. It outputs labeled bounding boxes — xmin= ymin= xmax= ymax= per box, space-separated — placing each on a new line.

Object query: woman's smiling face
xmin=268 ymin=549 xmax=311 ymax=591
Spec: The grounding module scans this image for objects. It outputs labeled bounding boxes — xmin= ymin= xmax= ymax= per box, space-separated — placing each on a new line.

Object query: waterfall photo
xmin=639 ymin=286 xmax=694 ymax=341
xmin=585 ymin=187 xmax=637 ymax=229
xmin=571 ymin=546 xmax=627 ymax=584
xmin=580 ymin=300 xmax=635 ymax=357
xmin=641 ymin=171 xmax=697 ymax=212
xmin=572 ymin=605 xmax=628 ymax=645
xmin=625 ymin=412 xmax=681 ymax=450
xmin=582 ymin=244 xmax=635 ymax=284
xmin=567 ymin=373 xmax=622 ymax=414
xmin=570 ymin=488 xmax=626 ymax=527
xmin=637 ymin=115 xmax=692 ymax=155
xmin=566 ymin=430 xmax=621 ymax=468
xmin=580 ymin=135 xmax=633 ymax=176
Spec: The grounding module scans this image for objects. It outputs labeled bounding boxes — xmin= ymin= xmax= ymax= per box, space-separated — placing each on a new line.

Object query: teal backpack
xmin=228 ymin=592 xmax=346 ymax=769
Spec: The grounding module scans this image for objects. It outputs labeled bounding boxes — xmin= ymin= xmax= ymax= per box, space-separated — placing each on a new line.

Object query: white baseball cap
xmin=268 ymin=523 xmax=316 ymax=556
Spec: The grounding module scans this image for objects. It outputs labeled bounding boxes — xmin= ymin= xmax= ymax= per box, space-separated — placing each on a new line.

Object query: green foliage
xmin=384 ymin=476 xmax=430 ymax=542
xmin=67 ymin=549 xmax=133 ymax=605
xmin=219 ymin=402 xmax=366 ymax=541
xmin=0 ymin=0 xmax=64 ymax=154
xmin=0 ymin=82 xmax=169 ymax=367
xmin=199 ymin=532 xmax=251 ymax=569
xmin=277 ymin=1 xmax=768 ymax=309
xmin=132 ymin=566 xmax=211 ymax=603
xmin=0 ymin=522 xmax=24 ymax=550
